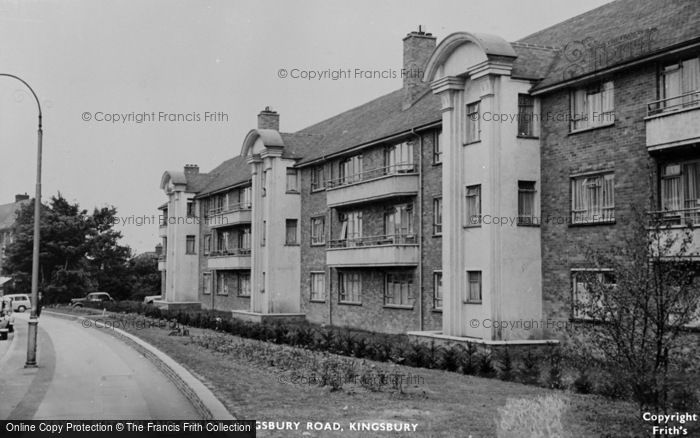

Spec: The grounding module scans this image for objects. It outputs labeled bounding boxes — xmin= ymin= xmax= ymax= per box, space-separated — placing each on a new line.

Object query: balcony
xmin=646 ymin=91 xmax=700 ymax=151
xmin=207 ymin=248 xmax=252 ymax=269
xmin=326 ymin=164 xmax=419 ymax=208
xmin=326 ymin=234 xmax=419 ymax=267
xmin=648 ymin=207 xmax=700 ymax=257
xmin=207 ymin=203 xmax=252 ymax=228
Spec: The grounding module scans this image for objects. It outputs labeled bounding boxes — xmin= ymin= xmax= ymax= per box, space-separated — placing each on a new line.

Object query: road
xmin=0 ymin=311 xmax=202 ymax=420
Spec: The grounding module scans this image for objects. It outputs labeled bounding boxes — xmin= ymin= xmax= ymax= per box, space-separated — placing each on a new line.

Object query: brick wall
xmin=539 ymin=65 xmax=657 ymax=327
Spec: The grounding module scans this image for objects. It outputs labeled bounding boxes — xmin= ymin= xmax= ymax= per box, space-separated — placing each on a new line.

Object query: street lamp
xmin=0 ymin=74 xmax=43 ymax=367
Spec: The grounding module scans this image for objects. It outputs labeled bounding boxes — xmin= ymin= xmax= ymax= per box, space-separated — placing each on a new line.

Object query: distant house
xmin=0 ymin=194 xmax=30 ymax=294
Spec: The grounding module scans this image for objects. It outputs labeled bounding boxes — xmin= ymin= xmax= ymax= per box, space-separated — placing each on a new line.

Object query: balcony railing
xmin=326 ymin=163 xmax=418 ymax=189
xmin=648 ymin=206 xmax=700 ymax=226
xmin=328 ymin=233 xmax=417 ymax=248
xmin=647 ymin=90 xmax=700 ymax=116
xmin=209 ymin=248 xmax=251 ymax=257
xmin=208 ymin=202 xmax=252 ymax=217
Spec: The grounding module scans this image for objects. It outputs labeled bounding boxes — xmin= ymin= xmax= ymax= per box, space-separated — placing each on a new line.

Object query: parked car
xmin=143 ymin=295 xmax=162 ymax=304
xmin=70 ymin=292 xmax=114 ymax=307
xmin=3 ymin=294 xmax=31 ymax=312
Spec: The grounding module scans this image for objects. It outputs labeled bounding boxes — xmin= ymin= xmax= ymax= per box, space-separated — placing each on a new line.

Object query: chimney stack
xmin=15 ymin=193 xmax=29 ymax=203
xmin=183 ymin=164 xmax=199 ymax=178
xmin=257 ymin=106 xmax=280 ymax=131
xmin=402 ymin=26 xmax=436 ymax=110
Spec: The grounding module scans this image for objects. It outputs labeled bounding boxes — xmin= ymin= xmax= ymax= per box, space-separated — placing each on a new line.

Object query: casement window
xmin=384 ymin=272 xmax=414 ymax=307
xmin=572 ymin=269 xmax=615 ymax=320
xmin=385 ymin=142 xmax=414 ymax=173
xmin=286 ymin=168 xmax=299 ymax=193
xmin=571 ymin=173 xmax=615 ymax=224
xmin=310 ymin=216 xmax=325 ymax=245
xmin=285 ymin=219 xmax=298 ymax=245
xmin=187 ymin=200 xmax=195 ymax=217
xmin=518 ymin=181 xmax=537 ymax=225
xmin=186 ymin=235 xmax=196 ymax=254
xmin=216 ymin=230 xmax=232 ymax=252
xmin=216 ymin=271 xmax=228 ymax=295
xmin=238 ymin=272 xmax=251 ymax=297
xmin=203 ymin=234 xmax=212 ymax=255
xmin=433 ymin=271 xmax=443 ymax=310
xmin=660 ymin=161 xmax=700 ymax=224
xmin=238 ymin=227 xmax=251 ymax=250
xmin=517 ymin=94 xmax=535 ymax=137
xmin=339 ymin=155 xmax=363 ymax=185
xmin=261 ymin=220 xmax=266 ymax=246
xmin=466 ymin=102 xmax=480 ymax=143
xmin=384 ymin=204 xmax=414 ymax=241
xmin=261 ymin=169 xmax=270 ymax=197
xmin=655 ymin=56 xmax=700 ymax=114
xmin=241 ymin=186 xmax=252 ymax=208
xmin=433 ymin=197 xmax=443 ymax=235
xmin=466 ymin=271 xmax=482 ymax=303
xmin=570 ymin=81 xmax=614 ymax=131
xmin=209 ymin=195 xmax=224 ymax=215
xmin=202 ymin=273 xmax=212 ymax=295
xmin=339 ymin=211 xmax=362 ymax=243
xmin=310 ymin=272 xmax=325 ymax=302
xmin=339 ymin=271 xmax=361 ymax=304
xmin=465 ymin=185 xmax=481 ymax=226
xmin=433 ymin=130 xmax=443 ymax=164
xmin=311 ymin=165 xmax=325 ymax=191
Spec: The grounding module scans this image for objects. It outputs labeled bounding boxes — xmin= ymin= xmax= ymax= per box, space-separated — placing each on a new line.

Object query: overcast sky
xmin=0 ymin=0 xmax=611 ymax=253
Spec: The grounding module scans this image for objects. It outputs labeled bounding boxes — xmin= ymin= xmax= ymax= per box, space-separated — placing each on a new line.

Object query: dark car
xmin=70 ymin=292 xmax=114 ymax=307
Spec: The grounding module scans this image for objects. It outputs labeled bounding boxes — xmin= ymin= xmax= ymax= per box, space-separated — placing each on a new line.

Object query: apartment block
xmin=0 ymin=194 xmax=30 ymax=293
xmin=157 ymin=0 xmax=700 ymax=343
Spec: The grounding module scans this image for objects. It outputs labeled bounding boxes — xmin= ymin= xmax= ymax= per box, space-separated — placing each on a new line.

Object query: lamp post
xmin=0 ymin=74 xmax=42 ymax=367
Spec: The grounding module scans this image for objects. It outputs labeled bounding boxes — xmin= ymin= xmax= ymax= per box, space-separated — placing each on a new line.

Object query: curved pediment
xmin=241 ymin=129 xmax=285 ymax=158
xmin=423 ymin=32 xmax=517 ymax=82
xmin=160 ymin=170 xmax=187 ymax=193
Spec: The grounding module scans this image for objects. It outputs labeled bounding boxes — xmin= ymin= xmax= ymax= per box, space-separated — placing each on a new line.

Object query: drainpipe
xmin=411 ymin=128 xmax=423 ymax=331
xmin=326 ymin=160 xmax=333 ymax=327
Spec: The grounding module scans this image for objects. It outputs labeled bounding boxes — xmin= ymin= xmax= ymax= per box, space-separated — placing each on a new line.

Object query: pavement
xmin=0 ymin=311 xmax=206 ymax=420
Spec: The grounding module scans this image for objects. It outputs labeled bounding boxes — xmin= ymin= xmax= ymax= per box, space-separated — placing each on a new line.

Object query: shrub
xmin=498 ymin=348 xmax=515 ymax=381
xmin=518 ymin=348 xmax=541 ymax=385
xmin=547 ymin=347 xmax=564 ymax=390
xmin=460 ymin=343 xmax=478 ymax=375
xmin=478 ymin=353 xmax=496 ymax=378
xmin=441 ymin=345 xmax=462 ymax=372
xmin=573 ymin=370 xmax=593 ymax=394
xmin=495 ymin=395 xmax=570 ymax=438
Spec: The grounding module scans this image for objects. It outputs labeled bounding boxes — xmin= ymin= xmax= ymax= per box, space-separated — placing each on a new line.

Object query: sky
xmin=0 ymin=0 xmax=612 ymax=254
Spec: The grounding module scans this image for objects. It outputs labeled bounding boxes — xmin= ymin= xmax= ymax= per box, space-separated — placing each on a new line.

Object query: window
xmin=286 ymin=168 xmax=299 ymax=193
xmin=572 ymin=270 xmax=616 ymax=320
xmin=261 ymin=169 xmax=269 ymax=197
xmin=202 ymin=273 xmax=212 ymax=295
xmin=384 ymin=272 xmax=414 ymax=307
xmin=261 ymin=272 xmax=266 ymax=293
xmin=203 ymin=234 xmax=212 ymax=255
xmin=241 ymin=186 xmax=252 ymax=208
xmin=518 ymin=181 xmax=537 ymax=225
xmin=433 ymin=197 xmax=443 ymax=235
xmin=571 ymin=173 xmax=615 ymax=224
xmin=187 ymin=200 xmax=195 ymax=217
xmin=466 ymin=271 xmax=482 ymax=303
xmin=518 ymin=94 xmax=535 ymax=137
xmin=385 ymin=142 xmax=414 ymax=173
xmin=285 ymin=219 xmax=298 ymax=245
xmin=384 ymin=204 xmax=414 ymax=242
xmin=466 ymin=102 xmax=480 ymax=143
xmin=217 ymin=271 xmax=228 ymax=295
xmin=655 ymin=57 xmax=700 ymax=114
xmin=311 ymin=165 xmax=325 ymax=191
xmin=238 ymin=272 xmax=251 ymax=297
xmin=660 ymin=161 xmax=700 ymax=224
xmin=433 ymin=271 xmax=443 ymax=310
xmin=310 ymin=272 xmax=325 ymax=302
xmin=261 ymin=220 xmax=266 ymax=246
xmin=339 ymin=271 xmax=361 ymax=304
xmin=186 ymin=235 xmax=196 ymax=254
xmin=465 ymin=185 xmax=481 ymax=226
xmin=239 ymin=227 xmax=251 ymax=250
xmin=339 ymin=211 xmax=362 ymax=243
xmin=571 ymin=81 xmax=614 ymax=131
xmin=311 ymin=216 xmax=325 ymax=245
xmin=339 ymin=155 xmax=363 ymax=185
xmin=433 ymin=130 xmax=443 ymax=164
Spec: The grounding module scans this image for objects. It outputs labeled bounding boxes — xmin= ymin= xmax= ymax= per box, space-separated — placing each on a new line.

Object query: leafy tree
xmin=569 ymin=209 xmax=700 ymax=412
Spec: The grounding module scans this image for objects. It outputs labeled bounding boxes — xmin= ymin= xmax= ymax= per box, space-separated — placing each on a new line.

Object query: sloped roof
xmin=196 ymin=155 xmax=251 ymax=198
xmin=0 ymin=200 xmax=29 ymax=231
xmin=517 ymin=0 xmax=700 ymax=91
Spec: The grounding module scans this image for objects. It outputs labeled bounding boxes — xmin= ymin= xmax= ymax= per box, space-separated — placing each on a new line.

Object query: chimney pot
xmin=183 ymin=164 xmax=199 ymax=177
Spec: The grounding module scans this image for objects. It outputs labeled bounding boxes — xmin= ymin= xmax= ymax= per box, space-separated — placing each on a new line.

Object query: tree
xmin=569 ymin=208 xmax=700 ymax=412
xmin=2 ymin=194 xmax=133 ymax=303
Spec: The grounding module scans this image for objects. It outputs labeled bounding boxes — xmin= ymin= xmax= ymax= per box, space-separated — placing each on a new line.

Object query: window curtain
xmin=602 ymin=174 xmax=615 ymax=221
xmin=682 ymin=58 xmax=700 ymax=106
